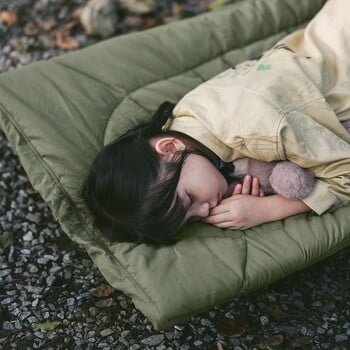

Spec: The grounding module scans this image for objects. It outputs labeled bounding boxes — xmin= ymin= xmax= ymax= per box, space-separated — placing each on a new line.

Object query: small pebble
xmin=66 ymin=298 xmax=75 ymax=306
xmin=0 ymin=269 xmax=11 ymax=278
xmin=27 ymin=316 xmax=38 ymax=324
xmin=317 ymin=327 xmax=326 ymax=334
xmin=1 ymin=297 xmax=13 ymax=305
xmin=260 ymin=315 xmax=269 ymax=326
xmin=335 ymin=334 xmax=348 ymax=342
xmin=141 ymin=335 xmax=164 ymax=346
xmin=22 ymin=231 xmax=33 ymax=241
xmin=34 ymin=332 xmax=45 ymax=339
xmin=26 ymin=213 xmax=40 ymax=224
xmin=129 ymin=345 xmax=141 ymax=350
xmin=2 ymin=321 xmax=14 ymax=331
xmin=100 ymin=329 xmax=114 ymax=337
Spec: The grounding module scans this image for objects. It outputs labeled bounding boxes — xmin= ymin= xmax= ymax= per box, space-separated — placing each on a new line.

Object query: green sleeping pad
xmin=1 ymin=0 xmax=349 ymax=330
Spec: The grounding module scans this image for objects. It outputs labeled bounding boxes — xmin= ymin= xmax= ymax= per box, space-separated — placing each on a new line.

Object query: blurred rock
xmin=79 ymin=0 xmax=119 ymax=38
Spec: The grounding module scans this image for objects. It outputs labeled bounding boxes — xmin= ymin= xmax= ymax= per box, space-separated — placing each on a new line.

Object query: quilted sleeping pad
xmin=1 ymin=0 xmax=349 ymax=330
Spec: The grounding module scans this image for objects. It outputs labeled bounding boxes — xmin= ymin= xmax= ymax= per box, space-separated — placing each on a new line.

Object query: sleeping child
xmin=83 ymin=0 xmax=350 ymax=244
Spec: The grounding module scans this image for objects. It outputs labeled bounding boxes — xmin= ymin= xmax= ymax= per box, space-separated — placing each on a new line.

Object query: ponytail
xmin=118 ymin=101 xmax=175 ymax=140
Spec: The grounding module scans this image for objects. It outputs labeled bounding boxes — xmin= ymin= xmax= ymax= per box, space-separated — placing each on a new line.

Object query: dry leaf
xmin=0 ymin=231 xmax=14 ymax=249
xmin=0 ymin=10 xmax=17 ymax=27
xmin=173 ymin=3 xmax=185 ymax=16
xmin=258 ymin=334 xmax=284 ymax=349
xmin=140 ymin=17 xmax=158 ymax=30
xmin=55 ymin=30 xmax=80 ymax=50
xmin=61 ymin=20 xmax=79 ymax=32
xmin=35 ymin=321 xmax=61 ymax=331
xmin=24 ymin=21 xmax=39 ymax=36
xmin=290 ymin=335 xmax=313 ymax=348
xmin=36 ymin=17 xmax=57 ymax=31
xmin=38 ymin=33 xmax=56 ymax=49
xmin=214 ymin=315 xmax=249 ymax=337
xmin=322 ymin=301 xmax=335 ymax=312
xmin=95 ymin=297 xmax=116 ymax=308
xmin=92 ymin=284 xmax=115 ymax=297
xmin=216 ymin=342 xmax=224 ymax=350
xmin=208 ymin=0 xmax=231 ymax=10
xmin=268 ymin=305 xmax=289 ymax=322
xmin=267 ymin=333 xmax=284 ymax=346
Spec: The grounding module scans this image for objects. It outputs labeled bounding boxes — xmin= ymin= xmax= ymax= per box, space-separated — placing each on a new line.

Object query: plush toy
xmin=232 ymin=158 xmax=315 ymax=200
xmin=230 ymin=120 xmax=350 ymax=200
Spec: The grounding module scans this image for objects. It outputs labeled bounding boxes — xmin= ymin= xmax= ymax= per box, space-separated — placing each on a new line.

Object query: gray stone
xmin=26 ymin=213 xmax=40 ymax=224
xmin=34 ymin=331 xmax=45 ymax=339
xmin=100 ymin=328 xmax=114 ymax=337
xmin=129 ymin=345 xmax=141 ymax=350
xmin=27 ymin=316 xmax=38 ymax=324
xmin=28 ymin=264 xmax=39 ymax=273
xmin=317 ymin=327 xmax=326 ymax=334
xmin=2 ymin=321 xmax=14 ymax=330
xmin=26 ymin=286 xmax=43 ymax=294
xmin=1 ymin=297 xmax=13 ymax=305
xmin=0 ymin=269 xmax=11 ymax=278
xmin=22 ymin=231 xmax=33 ymax=241
xmin=67 ymin=298 xmax=75 ymax=306
xmin=141 ymin=334 xmax=164 ymax=346
xmin=46 ymin=275 xmax=56 ymax=286
xmin=335 ymin=334 xmax=348 ymax=342
xmin=260 ymin=315 xmax=269 ymax=326
xmin=14 ymin=320 xmax=22 ymax=330
xmin=156 ymin=345 xmax=167 ymax=350
xmin=200 ymin=318 xmax=212 ymax=327
xmin=19 ymin=311 xmax=31 ymax=321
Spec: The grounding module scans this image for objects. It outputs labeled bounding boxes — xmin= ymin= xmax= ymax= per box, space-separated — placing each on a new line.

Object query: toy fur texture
xmin=244 ymin=159 xmax=315 ymax=200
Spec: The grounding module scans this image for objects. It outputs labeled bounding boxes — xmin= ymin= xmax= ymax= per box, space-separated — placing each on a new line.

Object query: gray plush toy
xmin=231 ymin=120 xmax=350 ymax=200
xmin=232 ymin=158 xmax=315 ymax=200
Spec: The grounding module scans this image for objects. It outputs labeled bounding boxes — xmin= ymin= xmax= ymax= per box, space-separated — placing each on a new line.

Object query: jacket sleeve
xmin=278 ymin=107 xmax=350 ymax=215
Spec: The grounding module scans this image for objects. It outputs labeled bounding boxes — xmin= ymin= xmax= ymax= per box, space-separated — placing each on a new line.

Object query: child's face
xmin=176 ymin=154 xmax=229 ymax=223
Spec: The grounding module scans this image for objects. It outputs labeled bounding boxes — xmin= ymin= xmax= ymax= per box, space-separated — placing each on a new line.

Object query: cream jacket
xmin=166 ymin=0 xmax=350 ymax=215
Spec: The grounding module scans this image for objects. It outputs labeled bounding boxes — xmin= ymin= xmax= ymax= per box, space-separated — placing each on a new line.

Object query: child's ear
xmin=152 ymin=137 xmax=186 ymax=161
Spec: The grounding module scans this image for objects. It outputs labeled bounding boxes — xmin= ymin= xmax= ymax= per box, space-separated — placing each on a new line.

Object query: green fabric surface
xmin=1 ymin=0 xmax=349 ymax=330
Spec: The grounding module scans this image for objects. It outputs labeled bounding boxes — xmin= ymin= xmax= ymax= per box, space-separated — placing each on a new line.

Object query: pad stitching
xmin=0 ymin=101 xmax=154 ymax=304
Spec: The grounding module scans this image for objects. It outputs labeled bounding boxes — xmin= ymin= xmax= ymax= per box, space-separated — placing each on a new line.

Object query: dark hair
xmin=83 ymin=102 xmax=194 ymax=244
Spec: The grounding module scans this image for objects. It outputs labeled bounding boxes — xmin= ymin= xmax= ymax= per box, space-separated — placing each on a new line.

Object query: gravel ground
xmin=1 ymin=1 xmax=350 ymax=349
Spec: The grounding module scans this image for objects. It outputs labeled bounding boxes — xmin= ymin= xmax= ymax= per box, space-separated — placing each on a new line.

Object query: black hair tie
xmin=150 ymin=101 xmax=175 ymax=132
xmin=131 ymin=101 xmax=175 ymax=139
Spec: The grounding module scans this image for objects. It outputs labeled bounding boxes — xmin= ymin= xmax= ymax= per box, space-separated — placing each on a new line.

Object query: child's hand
xmin=231 ymin=175 xmax=265 ymax=197
xmin=203 ymin=192 xmax=310 ymax=230
xmin=203 ymin=195 xmax=265 ymax=230
xmin=202 ymin=175 xmax=265 ymax=230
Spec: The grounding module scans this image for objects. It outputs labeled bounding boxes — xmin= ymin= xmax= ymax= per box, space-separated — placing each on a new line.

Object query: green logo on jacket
xmin=257 ymin=64 xmax=272 ymax=71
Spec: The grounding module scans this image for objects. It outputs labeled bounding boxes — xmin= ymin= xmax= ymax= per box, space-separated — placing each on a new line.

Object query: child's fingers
xmin=233 ymin=183 xmax=242 ymax=194
xmin=203 ymin=212 xmax=233 ymax=226
xmin=259 ymin=189 xmax=265 ymax=197
xmin=241 ymin=175 xmax=252 ymax=194
xmin=251 ymin=177 xmax=260 ymax=196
